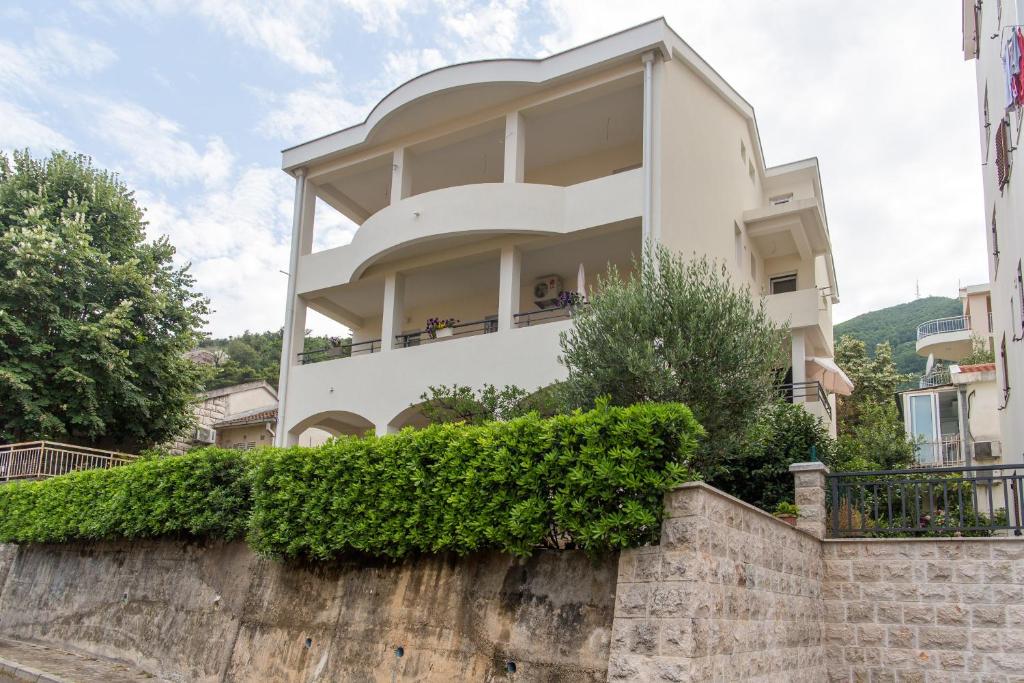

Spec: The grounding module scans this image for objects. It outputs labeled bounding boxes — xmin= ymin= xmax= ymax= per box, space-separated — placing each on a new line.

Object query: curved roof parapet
xmin=281 ymin=17 xmax=763 ymax=172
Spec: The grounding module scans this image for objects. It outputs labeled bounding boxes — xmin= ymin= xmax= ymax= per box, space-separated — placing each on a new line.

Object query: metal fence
xmin=298 ymin=339 xmax=380 ymax=364
xmin=919 ymin=368 xmax=952 ymax=388
xmin=916 ymin=315 xmax=970 ymax=341
xmin=0 ymin=441 xmax=137 ymax=482
xmin=777 ymin=380 xmax=832 ymax=420
xmin=827 ymin=464 xmax=1024 ymax=537
xmin=395 ymin=317 xmax=499 ymax=348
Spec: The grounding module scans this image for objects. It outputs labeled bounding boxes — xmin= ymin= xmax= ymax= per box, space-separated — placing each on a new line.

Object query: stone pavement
xmin=0 ymin=638 xmax=156 ymax=682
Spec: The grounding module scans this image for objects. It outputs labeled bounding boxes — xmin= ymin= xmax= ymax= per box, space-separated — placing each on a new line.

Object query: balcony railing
xmin=777 ymin=380 xmax=832 ymax=420
xmin=915 ymin=434 xmax=964 ymax=468
xmin=0 ymin=441 xmax=136 ymax=482
xmin=827 ymin=463 xmax=1023 ymax=537
xmin=917 ymin=315 xmax=970 ymax=340
xmin=395 ymin=317 xmax=499 ymax=349
xmin=298 ymin=339 xmax=380 ymax=364
xmin=514 ymin=307 xmax=574 ymax=327
xmin=919 ymin=368 xmax=952 ymax=388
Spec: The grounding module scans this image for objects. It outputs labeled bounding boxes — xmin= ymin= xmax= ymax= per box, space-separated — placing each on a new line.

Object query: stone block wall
xmin=823 ymin=538 xmax=1024 ymax=682
xmin=166 ymin=394 xmax=229 ymax=454
xmin=608 ymin=483 xmax=828 ymax=682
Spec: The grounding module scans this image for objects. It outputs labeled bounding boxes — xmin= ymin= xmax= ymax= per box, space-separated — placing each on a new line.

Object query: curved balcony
xmin=296 ymin=170 xmax=642 ymax=295
xmin=916 ymin=315 xmax=973 ymax=362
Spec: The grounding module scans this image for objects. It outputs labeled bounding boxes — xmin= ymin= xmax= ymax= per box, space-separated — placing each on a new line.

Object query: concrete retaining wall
xmin=0 ymin=541 xmax=616 ymax=682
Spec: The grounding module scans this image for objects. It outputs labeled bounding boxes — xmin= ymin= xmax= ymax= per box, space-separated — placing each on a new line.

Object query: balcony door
xmin=907 ymin=393 xmax=938 ymax=465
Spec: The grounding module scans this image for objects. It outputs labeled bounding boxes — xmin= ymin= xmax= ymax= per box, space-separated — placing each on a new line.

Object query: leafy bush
xmin=709 ymin=400 xmax=834 ymax=511
xmin=417 ymin=383 xmax=564 ymax=425
xmin=248 ymin=401 xmax=702 ymax=560
xmin=0 ymin=449 xmax=252 ymax=543
xmin=0 ymin=403 xmax=702 ymax=559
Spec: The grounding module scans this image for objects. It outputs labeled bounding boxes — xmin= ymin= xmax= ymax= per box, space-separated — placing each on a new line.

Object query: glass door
xmin=908 ymin=393 xmax=938 ymax=465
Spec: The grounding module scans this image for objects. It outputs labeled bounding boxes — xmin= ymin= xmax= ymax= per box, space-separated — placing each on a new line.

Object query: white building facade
xmin=274 ymin=20 xmax=842 ymax=444
xmin=964 ymin=0 xmax=1024 ymax=463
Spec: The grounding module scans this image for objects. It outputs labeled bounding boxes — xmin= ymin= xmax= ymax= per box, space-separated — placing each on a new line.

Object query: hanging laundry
xmin=1007 ymin=30 xmax=1022 ymax=109
xmin=1016 ymin=27 xmax=1024 ymax=106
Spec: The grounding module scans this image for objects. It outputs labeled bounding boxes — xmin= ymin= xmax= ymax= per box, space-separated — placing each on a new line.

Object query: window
xmin=1000 ymin=334 xmax=1010 ymax=407
xmin=769 ymin=273 xmax=798 ymax=294
xmin=1018 ymin=260 xmax=1024 ymax=335
xmin=984 ymin=83 xmax=991 ymax=162
xmin=734 ymin=223 xmax=743 ymax=268
xmin=908 ymin=393 xmax=938 ymax=465
xmin=991 ymin=207 xmax=1000 ymax=273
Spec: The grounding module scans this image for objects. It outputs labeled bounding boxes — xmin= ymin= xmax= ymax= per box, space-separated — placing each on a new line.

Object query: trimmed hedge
xmin=0 ymin=401 xmax=702 ymax=559
xmin=0 ymin=449 xmax=251 ymax=543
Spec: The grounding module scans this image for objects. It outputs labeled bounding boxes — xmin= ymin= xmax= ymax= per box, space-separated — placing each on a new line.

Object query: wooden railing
xmin=0 ymin=441 xmax=137 ymax=482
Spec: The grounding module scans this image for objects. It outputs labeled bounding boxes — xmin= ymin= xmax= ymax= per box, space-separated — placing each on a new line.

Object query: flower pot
xmin=775 ymin=514 xmax=797 ymax=526
xmin=435 ymin=327 xmax=454 ymax=338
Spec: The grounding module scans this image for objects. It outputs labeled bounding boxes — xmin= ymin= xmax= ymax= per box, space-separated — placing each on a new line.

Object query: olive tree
xmin=559 ymin=245 xmax=787 ymax=477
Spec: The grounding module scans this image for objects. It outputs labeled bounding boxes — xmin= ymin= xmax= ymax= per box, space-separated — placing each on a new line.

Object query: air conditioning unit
xmin=194 ymin=426 xmax=216 ymax=444
xmin=972 ymin=440 xmax=1001 ymax=461
xmin=533 ymin=275 xmax=563 ymax=309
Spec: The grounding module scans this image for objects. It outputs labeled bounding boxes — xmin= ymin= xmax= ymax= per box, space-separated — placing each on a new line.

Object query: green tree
xmin=559 ymin=245 xmax=787 ymax=477
xmin=417 ymin=383 xmax=563 ymax=425
xmin=831 ymin=335 xmax=916 ymax=470
xmin=198 ymin=329 xmax=337 ymax=390
xmin=0 ymin=151 xmax=209 ymax=449
xmin=959 ymin=335 xmax=996 ymax=365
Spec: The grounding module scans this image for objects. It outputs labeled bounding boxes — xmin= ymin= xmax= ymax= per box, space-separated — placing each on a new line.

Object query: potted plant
xmin=426 ymin=317 xmax=459 ymax=339
xmin=557 ymin=290 xmax=584 ymax=309
xmin=773 ymin=501 xmax=799 ymax=526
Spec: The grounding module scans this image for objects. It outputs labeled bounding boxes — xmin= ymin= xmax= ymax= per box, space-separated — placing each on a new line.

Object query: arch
xmin=387 ymin=403 xmax=432 ymax=433
xmin=289 ymin=410 xmax=375 ymax=440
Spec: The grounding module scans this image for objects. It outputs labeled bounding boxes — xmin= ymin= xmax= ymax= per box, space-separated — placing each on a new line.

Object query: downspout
xmin=641 ymin=51 xmax=655 ymax=252
xmin=274 ymin=168 xmax=307 ymax=447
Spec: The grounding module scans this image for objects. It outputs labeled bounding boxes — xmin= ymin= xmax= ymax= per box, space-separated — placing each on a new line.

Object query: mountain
xmin=834 ymin=296 xmax=962 ymax=376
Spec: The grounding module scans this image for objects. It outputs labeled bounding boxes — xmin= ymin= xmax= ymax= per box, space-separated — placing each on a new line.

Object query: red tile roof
xmin=213 ymin=409 xmax=278 ymax=429
xmin=958 ymin=363 xmax=996 ymax=373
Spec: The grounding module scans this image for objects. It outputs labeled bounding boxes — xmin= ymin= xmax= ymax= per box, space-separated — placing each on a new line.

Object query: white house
xmin=963 ymin=0 xmax=1024 ymax=464
xmin=274 ymin=19 xmax=844 ymax=444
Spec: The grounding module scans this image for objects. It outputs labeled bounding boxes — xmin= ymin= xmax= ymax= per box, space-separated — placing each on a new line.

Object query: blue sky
xmin=1 ymin=1 xmax=988 ymax=337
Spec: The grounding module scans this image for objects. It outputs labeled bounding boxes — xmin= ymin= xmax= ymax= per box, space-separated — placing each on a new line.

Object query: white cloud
xmin=384 ymin=48 xmax=448 ymax=85
xmin=440 ymin=0 xmax=528 ymax=61
xmin=0 ymin=28 xmax=117 ymax=93
xmin=254 ymin=81 xmax=373 ymax=142
xmin=337 ymin=0 xmax=421 ymax=34
xmin=0 ymin=101 xmax=74 ymax=153
xmin=90 ymin=99 xmax=234 ymax=187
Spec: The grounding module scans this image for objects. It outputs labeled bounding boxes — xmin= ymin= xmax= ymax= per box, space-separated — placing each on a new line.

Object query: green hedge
xmin=0 ymin=449 xmax=251 ymax=543
xmin=0 ymin=402 xmax=702 ymax=558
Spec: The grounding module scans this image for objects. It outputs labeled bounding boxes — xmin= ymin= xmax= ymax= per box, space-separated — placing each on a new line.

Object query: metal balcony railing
xmin=917 ymin=315 xmax=970 ymax=341
xmin=298 ymin=339 xmax=380 ymax=365
xmin=776 ymin=380 xmax=832 ymax=420
xmin=513 ymin=307 xmax=574 ymax=327
xmin=0 ymin=441 xmax=137 ymax=482
xmin=395 ymin=317 xmax=499 ymax=349
xmin=919 ymin=368 xmax=952 ymax=388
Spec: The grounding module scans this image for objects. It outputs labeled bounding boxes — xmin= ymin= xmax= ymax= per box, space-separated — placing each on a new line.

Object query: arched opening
xmin=387 ymin=403 xmax=432 ymax=433
xmin=289 ymin=411 xmax=376 ymax=444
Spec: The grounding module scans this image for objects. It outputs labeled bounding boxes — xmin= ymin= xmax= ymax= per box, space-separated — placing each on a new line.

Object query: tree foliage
xmin=0 ymin=151 xmax=208 ymax=449
xmin=197 ymin=329 xmax=338 ymax=390
xmin=0 ymin=402 xmax=703 ymax=559
xmin=558 ymin=246 xmax=787 ymax=477
xmin=960 ymin=335 xmax=996 ymax=365
xmin=830 ymin=335 xmax=916 ymax=471
xmin=417 ymin=383 xmax=564 ymax=425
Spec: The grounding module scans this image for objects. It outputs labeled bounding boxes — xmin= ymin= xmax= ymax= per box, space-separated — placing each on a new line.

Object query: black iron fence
xmin=776 ymin=380 xmax=832 ymax=420
xmin=395 ymin=317 xmax=499 ymax=349
xmin=298 ymin=339 xmax=380 ymax=364
xmin=827 ymin=464 xmax=1024 ymax=538
xmin=513 ymin=307 xmax=573 ymax=327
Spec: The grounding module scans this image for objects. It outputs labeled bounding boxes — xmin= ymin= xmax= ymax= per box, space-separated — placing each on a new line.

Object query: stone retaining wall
xmin=608 ymin=483 xmax=828 ymax=682
xmin=823 ymin=537 xmax=1024 ymax=682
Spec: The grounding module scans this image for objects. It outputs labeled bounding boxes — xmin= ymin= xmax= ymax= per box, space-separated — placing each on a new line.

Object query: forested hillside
xmin=834 ymin=296 xmax=961 ymax=375
xmin=197 ymin=330 xmax=340 ymax=390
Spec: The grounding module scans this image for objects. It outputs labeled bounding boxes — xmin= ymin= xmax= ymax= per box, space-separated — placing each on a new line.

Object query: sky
xmin=0 ymin=1 xmax=989 ymax=337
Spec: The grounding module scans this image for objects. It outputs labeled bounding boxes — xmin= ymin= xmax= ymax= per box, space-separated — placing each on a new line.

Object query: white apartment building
xmin=964 ymin=0 xmax=1024 ymax=463
xmin=274 ymin=19 xmax=843 ymax=444
xmin=902 ymin=284 xmax=1001 ymax=467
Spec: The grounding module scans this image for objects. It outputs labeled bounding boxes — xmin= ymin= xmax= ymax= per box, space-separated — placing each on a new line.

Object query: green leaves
xmin=0 ymin=403 xmax=702 ymax=559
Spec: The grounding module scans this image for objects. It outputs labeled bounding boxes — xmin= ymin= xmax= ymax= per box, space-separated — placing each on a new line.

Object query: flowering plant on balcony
xmin=425 ymin=317 xmax=459 ymax=339
xmin=557 ymin=290 xmax=584 ymax=309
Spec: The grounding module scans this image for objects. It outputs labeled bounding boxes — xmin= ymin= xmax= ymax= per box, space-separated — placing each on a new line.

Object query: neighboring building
xmin=167 ymin=381 xmax=278 ymax=453
xmin=274 ymin=19 xmax=845 ymax=444
xmin=900 ymin=284 xmax=1003 ymax=467
xmin=963 ymin=0 xmax=1024 ymax=464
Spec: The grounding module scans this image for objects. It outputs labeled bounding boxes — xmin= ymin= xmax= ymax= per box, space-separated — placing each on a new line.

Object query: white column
xmin=275 ymin=169 xmax=313 ymax=446
xmin=391 ymin=147 xmax=412 ymax=204
xmin=504 ymin=111 xmax=525 ymax=183
xmin=381 ymin=272 xmax=405 ymax=352
xmin=641 ymin=51 xmax=655 ymax=250
xmin=498 ymin=245 xmax=522 ymax=331
xmin=791 ymin=329 xmax=807 ymax=403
